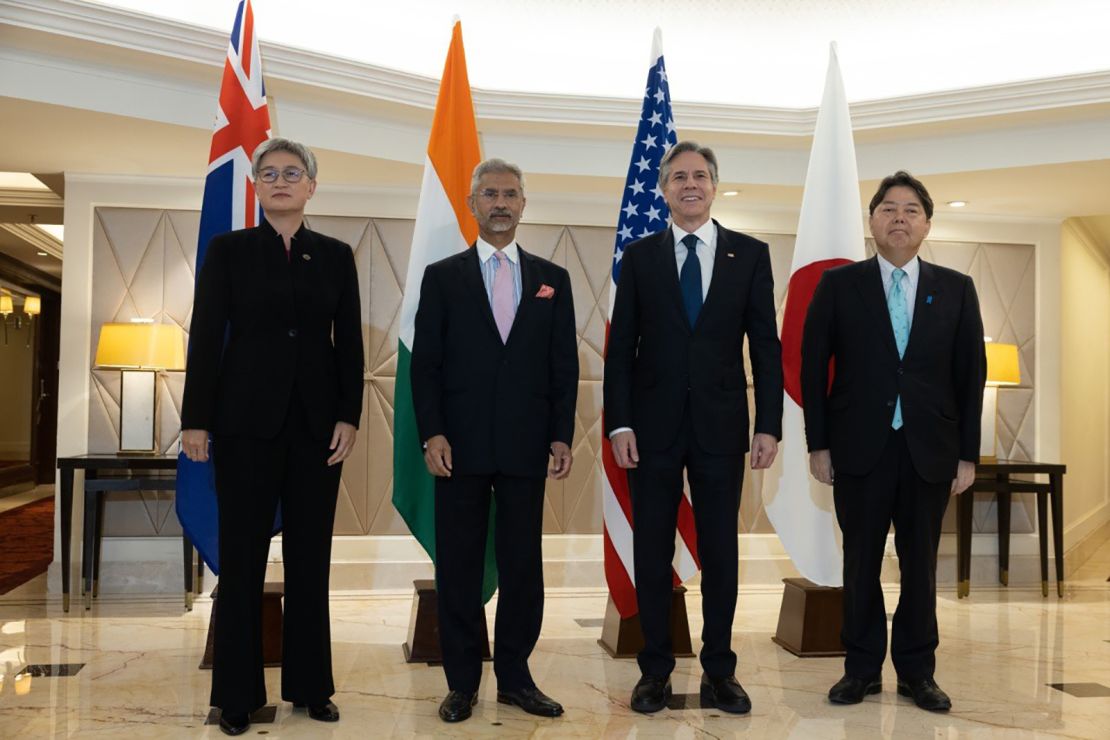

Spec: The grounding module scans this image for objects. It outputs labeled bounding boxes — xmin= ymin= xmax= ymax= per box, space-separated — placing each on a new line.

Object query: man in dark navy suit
xmin=802 ymin=171 xmax=986 ymax=712
xmin=604 ymin=141 xmax=783 ymax=715
xmin=411 ymin=158 xmax=578 ymax=723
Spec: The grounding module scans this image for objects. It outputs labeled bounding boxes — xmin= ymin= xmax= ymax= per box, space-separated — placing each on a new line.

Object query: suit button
xmin=288 ymin=329 xmax=297 ymax=338
xmin=897 ymin=367 xmax=904 ymax=375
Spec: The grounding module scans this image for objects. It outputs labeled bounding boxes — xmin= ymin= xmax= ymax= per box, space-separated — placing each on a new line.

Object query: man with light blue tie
xmin=801 ymin=171 xmax=986 ymax=712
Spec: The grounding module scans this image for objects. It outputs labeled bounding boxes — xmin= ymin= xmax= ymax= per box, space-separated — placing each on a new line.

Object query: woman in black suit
xmin=181 ymin=137 xmax=364 ymax=736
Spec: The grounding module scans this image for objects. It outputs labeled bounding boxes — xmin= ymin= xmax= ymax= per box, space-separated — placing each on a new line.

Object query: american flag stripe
xmin=602 ymin=28 xmax=701 ymax=620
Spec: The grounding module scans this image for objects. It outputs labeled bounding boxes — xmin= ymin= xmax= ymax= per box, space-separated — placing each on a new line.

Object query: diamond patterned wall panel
xmin=90 ymin=208 xmax=1035 ymax=538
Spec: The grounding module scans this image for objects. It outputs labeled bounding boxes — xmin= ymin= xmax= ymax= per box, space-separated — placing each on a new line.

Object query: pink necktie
xmin=492 ymin=251 xmax=515 ymax=343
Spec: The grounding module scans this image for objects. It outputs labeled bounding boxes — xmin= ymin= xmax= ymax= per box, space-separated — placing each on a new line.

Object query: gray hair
xmin=659 ymin=140 xmax=719 ymax=186
xmin=251 ymin=137 xmax=318 ymax=179
xmin=470 ymin=158 xmax=525 ymax=196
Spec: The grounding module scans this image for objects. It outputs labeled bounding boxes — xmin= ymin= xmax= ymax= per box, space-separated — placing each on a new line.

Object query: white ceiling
xmin=89 ymin=0 xmax=1110 ymax=106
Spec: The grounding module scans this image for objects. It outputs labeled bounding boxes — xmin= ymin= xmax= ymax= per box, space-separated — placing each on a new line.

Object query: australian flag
xmin=176 ymin=0 xmax=271 ymax=574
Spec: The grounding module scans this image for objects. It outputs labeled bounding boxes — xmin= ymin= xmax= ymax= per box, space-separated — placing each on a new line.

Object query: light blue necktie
xmin=888 ymin=267 xmax=909 ymax=429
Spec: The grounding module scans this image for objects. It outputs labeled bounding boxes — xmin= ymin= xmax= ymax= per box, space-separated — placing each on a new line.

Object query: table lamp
xmin=980 ymin=341 xmax=1020 ymax=462
xmin=94 ymin=320 xmax=186 ymax=454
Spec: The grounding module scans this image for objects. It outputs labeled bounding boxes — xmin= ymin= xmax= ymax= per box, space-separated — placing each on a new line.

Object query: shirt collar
xmin=877 ymin=252 xmax=920 ymax=285
xmin=261 ymin=217 xmax=307 ymax=242
xmin=476 ymin=236 xmax=519 ymax=264
xmin=671 ymin=219 xmax=716 ymax=250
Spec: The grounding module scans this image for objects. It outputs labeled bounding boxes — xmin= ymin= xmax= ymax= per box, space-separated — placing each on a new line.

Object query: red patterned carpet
xmin=0 ymin=496 xmax=54 ymax=594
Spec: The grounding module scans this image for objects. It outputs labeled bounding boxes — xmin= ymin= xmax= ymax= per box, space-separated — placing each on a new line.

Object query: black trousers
xmin=629 ymin=408 xmax=743 ymax=679
xmin=210 ymin=396 xmax=342 ymax=715
xmin=833 ymin=429 xmax=950 ymax=681
xmin=434 ymin=473 xmax=546 ymax=693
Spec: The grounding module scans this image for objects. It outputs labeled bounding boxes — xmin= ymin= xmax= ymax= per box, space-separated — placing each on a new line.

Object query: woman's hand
xmin=181 ymin=429 xmax=210 ymax=462
xmin=327 ymin=422 xmax=357 ymax=466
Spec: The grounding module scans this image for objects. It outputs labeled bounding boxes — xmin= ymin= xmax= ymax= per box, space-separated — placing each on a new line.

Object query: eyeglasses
xmin=258 ymin=167 xmax=307 ymax=184
xmin=477 ymin=189 xmax=522 ymax=203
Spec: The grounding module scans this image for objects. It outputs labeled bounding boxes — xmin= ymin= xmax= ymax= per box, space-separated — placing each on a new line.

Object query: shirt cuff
xmin=608 ymin=426 xmax=633 ymax=439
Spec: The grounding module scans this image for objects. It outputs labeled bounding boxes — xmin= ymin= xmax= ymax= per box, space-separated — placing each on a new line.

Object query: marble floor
xmin=0 ymin=539 xmax=1107 ymax=738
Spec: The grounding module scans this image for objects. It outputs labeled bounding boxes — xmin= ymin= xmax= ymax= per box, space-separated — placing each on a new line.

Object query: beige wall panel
xmin=1060 ymin=222 xmax=1110 ymax=541
xmin=89 ymin=207 xmax=1037 ymax=539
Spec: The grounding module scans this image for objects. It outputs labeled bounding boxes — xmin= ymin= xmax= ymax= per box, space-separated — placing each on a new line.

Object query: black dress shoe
xmin=439 ymin=690 xmax=478 ymax=722
xmin=497 ymin=686 xmax=564 ymax=717
xmin=828 ymin=674 xmax=882 ymax=704
xmin=897 ymin=677 xmax=951 ymax=712
xmin=293 ymin=700 xmax=340 ymax=722
xmin=218 ymin=712 xmax=250 ymax=736
xmin=700 ymin=674 xmax=752 ymax=714
xmin=631 ymin=675 xmax=671 ymax=714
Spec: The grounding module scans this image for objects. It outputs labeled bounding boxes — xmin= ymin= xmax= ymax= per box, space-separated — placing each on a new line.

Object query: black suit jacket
xmin=181 ymin=220 xmax=365 ymax=442
xmin=410 ymin=246 xmax=578 ymax=478
xmin=801 ymin=256 xmax=985 ymax=483
xmin=603 ymin=221 xmax=783 ymax=455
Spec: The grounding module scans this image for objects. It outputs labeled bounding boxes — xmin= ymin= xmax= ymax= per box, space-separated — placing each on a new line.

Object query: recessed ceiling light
xmin=947 ymin=200 xmax=967 ymax=208
xmin=722 ymin=190 xmax=740 ymax=197
xmin=36 ymin=251 xmax=48 ymax=256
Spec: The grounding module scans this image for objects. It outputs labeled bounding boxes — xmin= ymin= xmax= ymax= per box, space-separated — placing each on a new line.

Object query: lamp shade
xmin=0 ymin=295 xmax=12 ymax=315
xmin=23 ymin=295 xmax=41 ymax=316
xmin=95 ymin=322 xmax=186 ymax=370
xmin=985 ymin=342 xmax=1020 ymax=386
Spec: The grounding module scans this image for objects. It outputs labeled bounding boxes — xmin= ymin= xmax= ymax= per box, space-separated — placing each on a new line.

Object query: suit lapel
xmin=460 ymin=247 xmax=501 ymax=340
xmin=905 ymin=259 xmax=939 ymax=357
xmin=695 ymin=221 xmax=730 ymax=332
xmin=506 ymin=247 xmax=540 ymax=346
xmin=854 ymin=256 xmax=899 ymax=358
xmin=656 ymin=228 xmax=690 ymax=334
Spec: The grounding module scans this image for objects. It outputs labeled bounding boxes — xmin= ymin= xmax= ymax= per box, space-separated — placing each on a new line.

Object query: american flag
xmin=602 ymin=28 xmax=700 ymax=619
xmin=176 ymin=0 xmax=271 ymax=573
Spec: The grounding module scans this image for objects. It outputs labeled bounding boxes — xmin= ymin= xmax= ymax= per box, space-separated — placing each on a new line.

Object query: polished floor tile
xmin=1 ymin=538 xmax=1108 ymax=738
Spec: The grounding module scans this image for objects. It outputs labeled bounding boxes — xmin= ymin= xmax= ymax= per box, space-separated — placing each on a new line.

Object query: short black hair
xmin=868 ymin=171 xmax=933 ymax=220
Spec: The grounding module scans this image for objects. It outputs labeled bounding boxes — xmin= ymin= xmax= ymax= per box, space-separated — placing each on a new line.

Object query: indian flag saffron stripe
xmin=392 ymin=20 xmax=499 ymax=602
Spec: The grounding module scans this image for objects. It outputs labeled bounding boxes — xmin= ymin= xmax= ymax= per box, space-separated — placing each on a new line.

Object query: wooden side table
xmin=956 ymin=460 xmax=1066 ymax=598
xmin=57 ymin=454 xmax=201 ymax=611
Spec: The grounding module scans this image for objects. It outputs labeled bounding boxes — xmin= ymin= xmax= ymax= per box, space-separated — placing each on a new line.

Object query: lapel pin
xmin=926 ymin=294 xmax=933 ymax=304
xmin=726 ymin=252 xmax=735 ymax=258
xmin=302 ymin=253 xmax=311 ymax=261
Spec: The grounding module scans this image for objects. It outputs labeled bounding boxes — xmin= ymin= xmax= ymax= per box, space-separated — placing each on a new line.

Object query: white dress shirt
xmin=876 ymin=252 xmax=920 ymax=325
xmin=672 ymin=220 xmax=716 ymax=300
xmin=476 ymin=237 xmax=522 ymax=310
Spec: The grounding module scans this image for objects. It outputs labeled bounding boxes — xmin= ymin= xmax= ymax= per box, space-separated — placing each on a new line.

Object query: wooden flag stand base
xmin=200 ymin=582 xmax=285 ymax=669
xmin=403 ymin=579 xmax=492 ymax=664
xmin=771 ymin=577 xmax=845 ymax=657
xmin=598 ymin=585 xmax=695 ymax=659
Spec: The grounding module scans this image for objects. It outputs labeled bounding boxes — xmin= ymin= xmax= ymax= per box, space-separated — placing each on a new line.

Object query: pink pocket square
xmin=536 ymin=284 xmax=555 ymax=299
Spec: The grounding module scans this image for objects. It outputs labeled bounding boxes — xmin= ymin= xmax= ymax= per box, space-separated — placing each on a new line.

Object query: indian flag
xmin=392 ymin=20 xmax=497 ymax=601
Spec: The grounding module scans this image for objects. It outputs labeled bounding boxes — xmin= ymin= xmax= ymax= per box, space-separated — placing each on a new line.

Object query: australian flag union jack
xmin=176 ymin=0 xmax=271 ymax=574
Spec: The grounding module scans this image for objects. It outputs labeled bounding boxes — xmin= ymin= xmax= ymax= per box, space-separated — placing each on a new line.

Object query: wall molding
xmin=6 ymin=0 xmax=1110 ymax=135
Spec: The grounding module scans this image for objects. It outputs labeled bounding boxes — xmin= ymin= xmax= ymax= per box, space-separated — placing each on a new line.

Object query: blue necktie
xmin=679 ymin=233 xmax=703 ymax=327
xmin=888 ymin=267 xmax=909 ymax=429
